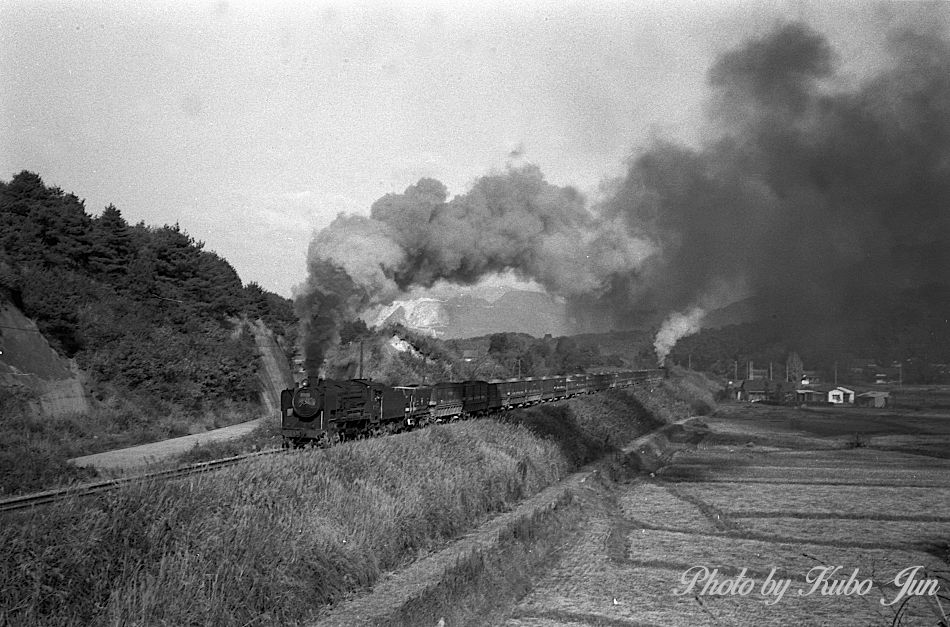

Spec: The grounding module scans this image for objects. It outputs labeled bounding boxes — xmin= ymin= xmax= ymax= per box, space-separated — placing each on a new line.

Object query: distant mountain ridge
xmin=373 ymin=289 xmax=569 ymax=339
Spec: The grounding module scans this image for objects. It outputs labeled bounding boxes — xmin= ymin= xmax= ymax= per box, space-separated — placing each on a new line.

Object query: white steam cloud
xmin=654 ymin=306 xmax=706 ymax=365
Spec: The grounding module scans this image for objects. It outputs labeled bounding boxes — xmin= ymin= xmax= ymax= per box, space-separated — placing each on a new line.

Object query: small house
xmin=796 ymin=388 xmax=826 ymax=404
xmin=856 ymin=391 xmax=890 ymax=408
xmin=829 ymin=387 xmax=855 ymax=404
xmin=738 ymin=379 xmax=770 ymax=402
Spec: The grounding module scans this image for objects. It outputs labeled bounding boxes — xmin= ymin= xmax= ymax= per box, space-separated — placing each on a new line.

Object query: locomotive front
xmin=281 ymin=379 xmax=336 ymax=447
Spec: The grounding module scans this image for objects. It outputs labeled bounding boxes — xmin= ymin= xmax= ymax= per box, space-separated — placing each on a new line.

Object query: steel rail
xmin=0 ymin=448 xmax=284 ymax=513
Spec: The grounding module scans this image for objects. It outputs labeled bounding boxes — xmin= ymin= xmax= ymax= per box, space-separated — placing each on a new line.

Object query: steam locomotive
xmin=280 ymin=369 xmax=664 ymax=447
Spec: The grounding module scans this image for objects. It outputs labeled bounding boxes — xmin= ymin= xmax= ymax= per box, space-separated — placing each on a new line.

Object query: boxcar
xmin=525 ymin=378 xmax=543 ymax=403
xmin=566 ymin=374 xmax=588 ymax=396
xmin=461 ymin=380 xmax=490 ymax=415
xmin=493 ymin=379 xmax=527 ymax=408
xmin=430 ymin=381 xmax=464 ymax=421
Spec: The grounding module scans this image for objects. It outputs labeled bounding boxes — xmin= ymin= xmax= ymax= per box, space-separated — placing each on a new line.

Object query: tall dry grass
xmin=1 ymin=421 xmax=567 ymax=625
xmin=1 ymin=382 xmax=669 ymax=625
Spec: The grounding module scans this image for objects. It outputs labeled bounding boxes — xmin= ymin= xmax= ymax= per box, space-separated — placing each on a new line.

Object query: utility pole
xmin=359 ymin=339 xmax=364 ymax=379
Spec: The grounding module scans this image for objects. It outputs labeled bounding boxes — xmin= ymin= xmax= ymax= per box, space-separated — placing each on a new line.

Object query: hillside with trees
xmin=0 ymin=171 xmax=297 ymax=491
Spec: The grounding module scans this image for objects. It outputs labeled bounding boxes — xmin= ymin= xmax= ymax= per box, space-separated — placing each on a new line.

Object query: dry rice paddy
xmin=501 ymin=402 xmax=950 ymax=626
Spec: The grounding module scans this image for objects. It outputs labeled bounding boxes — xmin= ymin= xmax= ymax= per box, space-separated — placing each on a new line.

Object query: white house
xmin=828 ymin=386 xmax=855 ymax=404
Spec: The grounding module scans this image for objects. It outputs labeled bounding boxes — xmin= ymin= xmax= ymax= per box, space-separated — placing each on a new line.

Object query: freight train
xmin=280 ymin=369 xmax=664 ymax=447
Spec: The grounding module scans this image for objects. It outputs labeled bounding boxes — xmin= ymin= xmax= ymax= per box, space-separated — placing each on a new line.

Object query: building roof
xmin=741 ymin=379 xmax=769 ymax=392
xmin=857 ymin=391 xmax=890 ymax=398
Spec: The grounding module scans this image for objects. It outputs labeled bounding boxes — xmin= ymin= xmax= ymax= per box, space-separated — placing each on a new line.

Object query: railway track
xmin=0 ymin=448 xmax=284 ymax=514
xmin=4 ymin=378 xmax=663 ymax=514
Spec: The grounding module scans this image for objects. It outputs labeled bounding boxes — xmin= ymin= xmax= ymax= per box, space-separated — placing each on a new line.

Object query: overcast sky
xmin=1 ymin=1 xmax=943 ymax=297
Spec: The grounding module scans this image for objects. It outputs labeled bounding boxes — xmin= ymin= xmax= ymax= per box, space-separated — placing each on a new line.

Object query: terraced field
xmin=501 ymin=403 xmax=950 ymax=626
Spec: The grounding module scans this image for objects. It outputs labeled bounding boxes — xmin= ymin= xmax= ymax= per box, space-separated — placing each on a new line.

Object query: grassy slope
xmin=0 ymin=384 xmax=265 ymax=495
xmin=0 ymin=376 xmax=711 ymax=626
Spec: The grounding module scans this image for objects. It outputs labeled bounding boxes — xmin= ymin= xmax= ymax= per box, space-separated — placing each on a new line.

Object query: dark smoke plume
xmin=594 ymin=21 xmax=950 ymax=361
xmin=297 ymin=20 xmax=950 ymax=369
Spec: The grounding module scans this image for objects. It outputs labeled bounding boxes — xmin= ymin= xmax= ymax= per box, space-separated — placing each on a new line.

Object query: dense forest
xmin=0 ymin=170 xmax=296 ymax=413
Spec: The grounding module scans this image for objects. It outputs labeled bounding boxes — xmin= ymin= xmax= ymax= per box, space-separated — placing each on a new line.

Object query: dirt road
xmin=69 ymin=416 xmax=270 ymax=471
xmin=499 ymin=404 xmax=950 ymax=626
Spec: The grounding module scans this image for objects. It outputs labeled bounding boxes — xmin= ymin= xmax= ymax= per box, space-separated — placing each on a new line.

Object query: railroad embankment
xmin=0 ymin=373 xmax=715 ymax=626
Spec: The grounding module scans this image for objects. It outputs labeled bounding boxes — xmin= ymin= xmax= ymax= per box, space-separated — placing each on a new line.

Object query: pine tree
xmin=89 ymin=204 xmax=134 ymax=277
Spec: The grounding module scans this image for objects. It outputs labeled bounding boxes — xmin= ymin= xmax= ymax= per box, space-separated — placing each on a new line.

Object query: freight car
xmin=281 ymin=369 xmax=664 ymax=447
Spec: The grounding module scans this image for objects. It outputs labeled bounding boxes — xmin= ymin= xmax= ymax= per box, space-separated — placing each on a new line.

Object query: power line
xmin=0 ymin=323 xmax=44 ymax=333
